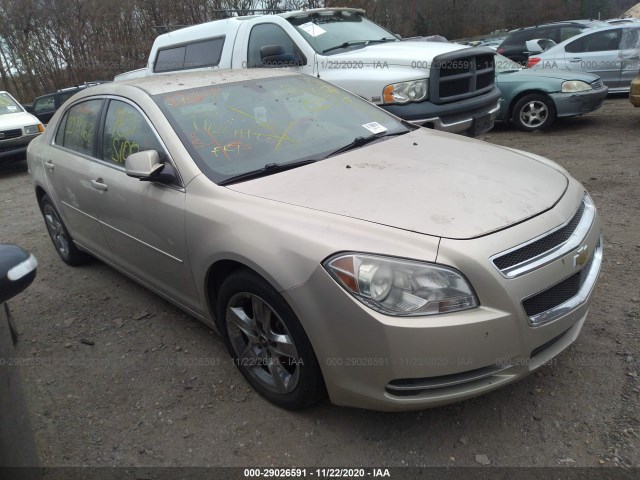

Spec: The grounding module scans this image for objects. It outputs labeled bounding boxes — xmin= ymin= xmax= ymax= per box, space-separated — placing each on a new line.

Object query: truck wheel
xmin=512 ymin=93 xmax=556 ymax=132
xmin=40 ymin=194 xmax=91 ymax=266
xmin=216 ymin=269 xmax=325 ymax=409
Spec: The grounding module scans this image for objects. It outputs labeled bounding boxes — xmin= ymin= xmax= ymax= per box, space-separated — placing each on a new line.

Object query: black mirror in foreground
xmin=0 ymin=244 xmax=41 ymax=473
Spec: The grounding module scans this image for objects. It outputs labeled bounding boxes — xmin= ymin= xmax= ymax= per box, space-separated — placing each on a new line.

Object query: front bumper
xmin=549 ymin=85 xmax=609 ymax=118
xmin=283 ymin=188 xmax=602 ymax=411
xmin=381 ymin=87 xmax=502 ymax=136
xmin=0 ymin=134 xmax=40 ymax=161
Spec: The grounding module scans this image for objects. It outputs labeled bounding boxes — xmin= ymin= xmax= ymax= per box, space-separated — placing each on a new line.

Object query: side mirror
xmin=0 ymin=244 xmax=38 ymax=305
xmin=526 ymin=38 xmax=557 ymax=55
xmin=23 ymin=104 xmax=34 ymax=113
xmin=125 ymin=150 xmax=164 ymax=180
xmin=260 ymin=45 xmax=304 ymax=67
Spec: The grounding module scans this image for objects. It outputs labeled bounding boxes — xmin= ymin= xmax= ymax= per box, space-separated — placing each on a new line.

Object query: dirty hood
xmin=326 ymin=41 xmax=468 ymax=68
xmin=0 ymin=111 xmax=38 ymax=130
xmin=228 ymin=130 xmax=568 ymax=239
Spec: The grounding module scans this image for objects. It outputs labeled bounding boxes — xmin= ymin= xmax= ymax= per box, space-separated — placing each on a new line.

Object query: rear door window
xmin=567 ymin=29 xmax=622 ymax=53
xmin=33 ymin=95 xmax=55 ymax=115
xmin=59 ymin=100 xmax=103 ymax=156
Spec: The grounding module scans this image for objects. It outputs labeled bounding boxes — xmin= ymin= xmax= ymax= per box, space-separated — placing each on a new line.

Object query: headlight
xmin=24 ymin=124 xmax=44 ymax=135
xmin=561 ymin=80 xmax=592 ymax=93
xmin=323 ymin=253 xmax=478 ymax=316
xmin=383 ymin=79 xmax=428 ymax=104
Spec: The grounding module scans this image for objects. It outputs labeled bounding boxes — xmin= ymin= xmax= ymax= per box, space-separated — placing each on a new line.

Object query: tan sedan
xmin=631 ymin=68 xmax=640 ymax=107
xmin=27 ymin=70 xmax=602 ymax=411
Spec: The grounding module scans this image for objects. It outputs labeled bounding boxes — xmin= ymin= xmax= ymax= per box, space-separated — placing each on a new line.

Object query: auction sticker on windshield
xmin=362 ymin=122 xmax=387 ymax=134
xmin=298 ymin=22 xmax=326 ymax=37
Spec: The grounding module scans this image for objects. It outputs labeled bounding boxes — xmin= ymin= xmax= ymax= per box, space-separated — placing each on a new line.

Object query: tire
xmin=511 ymin=93 xmax=556 ymax=132
xmin=39 ymin=194 xmax=91 ymax=266
xmin=216 ymin=269 xmax=325 ymax=409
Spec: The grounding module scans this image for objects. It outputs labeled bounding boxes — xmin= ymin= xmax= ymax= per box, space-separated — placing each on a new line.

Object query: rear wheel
xmin=216 ymin=269 xmax=325 ymax=409
xmin=40 ymin=194 xmax=91 ymax=266
xmin=511 ymin=93 xmax=556 ymax=132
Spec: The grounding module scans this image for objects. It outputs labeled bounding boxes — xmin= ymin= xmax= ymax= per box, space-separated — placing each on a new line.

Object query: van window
xmin=566 ymin=29 xmax=622 ymax=53
xmin=155 ymin=37 xmax=224 ymax=72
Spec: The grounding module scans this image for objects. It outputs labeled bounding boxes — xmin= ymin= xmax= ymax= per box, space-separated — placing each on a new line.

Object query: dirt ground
xmin=1 ymin=96 xmax=639 ymax=470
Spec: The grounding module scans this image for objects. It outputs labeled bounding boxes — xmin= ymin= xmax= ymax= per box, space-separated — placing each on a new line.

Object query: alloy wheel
xmin=43 ymin=204 xmax=69 ymax=257
xmin=226 ymin=292 xmax=300 ymax=394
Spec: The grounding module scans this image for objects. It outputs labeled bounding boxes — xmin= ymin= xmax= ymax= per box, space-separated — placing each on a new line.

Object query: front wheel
xmin=216 ymin=270 xmax=325 ymax=409
xmin=511 ymin=93 xmax=556 ymax=132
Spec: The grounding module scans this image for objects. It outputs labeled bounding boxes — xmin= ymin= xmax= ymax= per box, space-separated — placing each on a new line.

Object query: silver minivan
xmin=528 ymin=24 xmax=640 ymax=92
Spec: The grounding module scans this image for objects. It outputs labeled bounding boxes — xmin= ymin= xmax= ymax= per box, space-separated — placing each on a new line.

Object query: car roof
xmin=71 ymin=69 xmax=300 ymax=98
xmin=508 ymin=19 xmax=607 ymax=33
xmin=554 ymin=22 xmax=640 ymax=44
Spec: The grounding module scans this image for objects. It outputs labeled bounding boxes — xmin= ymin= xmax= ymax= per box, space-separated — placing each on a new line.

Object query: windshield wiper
xmin=322 ymin=37 xmax=395 ymax=54
xmin=219 ymin=159 xmax=318 ymax=186
xmin=324 ymin=130 xmax=408 ymax=158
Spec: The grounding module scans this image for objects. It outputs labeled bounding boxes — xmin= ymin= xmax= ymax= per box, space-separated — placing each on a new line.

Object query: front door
xmin=564 ymin=28 xmax=623 ymax=88
xmin=93 ymin=99 xmax=198 ymax=308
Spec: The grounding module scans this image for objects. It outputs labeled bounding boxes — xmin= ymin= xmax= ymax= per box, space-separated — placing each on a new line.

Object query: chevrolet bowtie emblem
xmin=573 ymin=244 xmax=589 ymax=268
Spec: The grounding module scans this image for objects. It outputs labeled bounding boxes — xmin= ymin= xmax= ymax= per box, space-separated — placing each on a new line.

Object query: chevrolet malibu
xmin=27 ymin=70 xmax=602 ymax=411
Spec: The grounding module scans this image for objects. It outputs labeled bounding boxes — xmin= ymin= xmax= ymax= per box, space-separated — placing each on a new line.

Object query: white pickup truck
xmin=115 ymin=8 xmax=501 ymax=136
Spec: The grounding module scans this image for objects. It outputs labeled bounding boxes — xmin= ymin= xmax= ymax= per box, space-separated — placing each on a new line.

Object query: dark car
xmin=497 ymin=20 xmax=608 ymax=65
xmin=27 ymin=82 xmax=109 ymax=124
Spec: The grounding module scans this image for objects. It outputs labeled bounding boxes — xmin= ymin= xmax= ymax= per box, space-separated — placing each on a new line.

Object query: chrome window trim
xmin=490 ymin=194 xmax=595 ymax=279
xmin=526 ymin=237 xmax=603 ymax=327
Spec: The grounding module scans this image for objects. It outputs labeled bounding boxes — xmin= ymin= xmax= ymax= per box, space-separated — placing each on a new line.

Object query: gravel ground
xmin=1 ymin=96 xmax=639 ymax=470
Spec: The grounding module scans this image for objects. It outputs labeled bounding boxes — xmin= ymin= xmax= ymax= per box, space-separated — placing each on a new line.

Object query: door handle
xmin=44 ymin=160 xmax=54 ymax=171
xmin=569 ymin=58 xmax=582 ymax=63
xmin=90 ymin=179 xmax=108 ymax=191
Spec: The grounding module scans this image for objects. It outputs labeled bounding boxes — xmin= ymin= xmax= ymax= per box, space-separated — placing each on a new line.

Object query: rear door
xmin=620 ymin=27 xmax=640 ymax=89
xmin=44 ymin=99 xmax=110 ymax=257
xmin=564 ymin=28 xmax=623 ymax=88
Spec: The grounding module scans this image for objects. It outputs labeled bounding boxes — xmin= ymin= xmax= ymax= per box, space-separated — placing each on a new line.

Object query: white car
xmin=0 ymin=91 xmax=44 ymax=163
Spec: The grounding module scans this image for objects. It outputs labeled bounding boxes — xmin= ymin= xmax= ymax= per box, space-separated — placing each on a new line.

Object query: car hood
xmin=228 ymin=130 xmax=568 ymax=240
xmin=0 ymin=111 xmax=39 ymax=130
xmin=328 ymin=41 xmax=468 ymax=67
xmin=497 ymin=69 xmax=600 ymax=83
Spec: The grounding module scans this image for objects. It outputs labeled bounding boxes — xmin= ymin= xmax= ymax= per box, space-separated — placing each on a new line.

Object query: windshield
xmin=494 ymin=54 xmax=522 ymax=73
xmin=287 ymin=11 xmax=397 ymax=55
xmin=0 ymin=92 xmax=24 ymax=115
xmin=154 ymin=75 xmax=408 ymax=184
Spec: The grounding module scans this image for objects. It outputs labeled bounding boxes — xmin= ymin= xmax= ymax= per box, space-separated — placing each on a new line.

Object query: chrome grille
xmin=591 ymin=80 xmax=604 ymax=89
xmin=523 ymin=250 xmax=595 ymax=317
xmin=491 ymin=195 xmax=595 ymax=279
xmin=429 ymin=48 xmax=495 ymax=104
xmin=0 ymin=128 xmax=22 ymax=140
xmin=494 ymin=201 xmax=586 ymax=271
